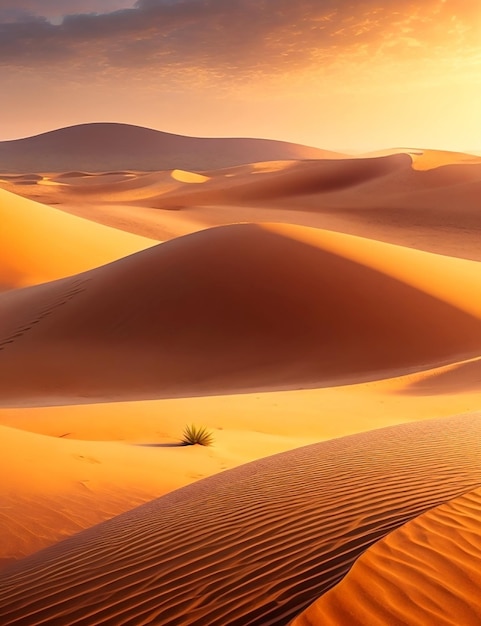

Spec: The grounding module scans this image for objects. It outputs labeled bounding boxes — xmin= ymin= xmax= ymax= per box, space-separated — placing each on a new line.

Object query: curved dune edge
xmin=0 ymin=188 xmax=155 ymax=290
xmin=292 ymin=487 xmax=481 ymax=626
xmin=2 ymin=415 xmax=481 ymax=625
xmin=362 ymin=147 xmax=481 ymax=170
xmin=1 ymin=223 xmax=481 ymax=403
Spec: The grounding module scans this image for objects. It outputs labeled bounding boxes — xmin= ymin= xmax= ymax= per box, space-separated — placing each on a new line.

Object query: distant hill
xmin=0 ymin=123 xmax=344 ymax=173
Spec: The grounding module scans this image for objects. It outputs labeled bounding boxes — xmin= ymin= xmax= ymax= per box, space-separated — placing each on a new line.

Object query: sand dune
xmin=1 ymin=415 xmax=481 ymax=625
xmin=0 ymin=122 xmax=344 ymax=173
xmin=0 ymin=187 xmax=155 ymax=290
xmin=1 ymin=354 xmax=481 ymax=563
xmin=3 ymin=150 xmax=481 ymax=261
xmin=1 ymin=223 xmax=481 ymax=403
xmin=137 ymin=153 xmax=411 ymax=208
xmin=0 ymin=422 xmax=235 ymax=568
xmin=362 ymin=147 xmax=481 ymax=170
xmin=293 ymin=487 xmax=481 ymax=625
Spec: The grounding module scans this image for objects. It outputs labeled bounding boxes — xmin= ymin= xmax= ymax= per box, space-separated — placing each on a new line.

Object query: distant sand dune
xmin=0 ymin=188 xmax=154 ymax=290
xmin=1 ymin=223 xmax=481 ymax=403
xmin=1 ymin=415 xmax=481 ymax=625
xmin=0 ymin=122 xmax=344 ymax=172
xmin=3 ymin=151 xmax=481 ymax=261
xmin=293 ymin=487 xmax=481 ymax=625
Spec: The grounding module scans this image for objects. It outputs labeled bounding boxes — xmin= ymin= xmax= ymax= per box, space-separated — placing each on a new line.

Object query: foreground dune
xmin=293 ymin=487 xmax=481 ymax=625
xmin=0 ymin=187 xmax=154 ymax=290
xmin=1 ymin=354 xmax=481 ymax=564
xmin=1 ymin=223 xmax=481 ymax=403
xmin=1 ymin=415 xmax=481 ymax=625
xmin=0 ymin=423 xmax=238 ymax=569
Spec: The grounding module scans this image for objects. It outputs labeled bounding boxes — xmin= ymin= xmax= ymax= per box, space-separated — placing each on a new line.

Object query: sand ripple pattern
xmin=2 ymin=415 xmax=481 ymax=625
xmin=294 ymin=487 xmax=481 ymax=625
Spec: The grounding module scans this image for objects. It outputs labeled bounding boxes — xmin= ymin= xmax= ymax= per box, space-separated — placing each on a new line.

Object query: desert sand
xmin=1 ymin=125 xmax=481 ymax=624
xmin=293 ymin=486 xmax=481 ymax=625
xmin=1 ymin=416 xmax=481 ymax=625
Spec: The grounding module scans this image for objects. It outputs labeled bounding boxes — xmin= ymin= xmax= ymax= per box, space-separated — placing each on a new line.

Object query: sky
xmin=0 ymin=0 xmax=480 ymax=151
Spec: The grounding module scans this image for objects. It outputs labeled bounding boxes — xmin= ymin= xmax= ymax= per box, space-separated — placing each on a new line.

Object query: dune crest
xmin=293 ymin=487 xmax=481 ymax=625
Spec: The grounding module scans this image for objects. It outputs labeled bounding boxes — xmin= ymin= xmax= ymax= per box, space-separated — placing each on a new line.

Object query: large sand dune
xmin=1 ymin=223 xmax=481 ymax=403
xmin=1 ymin=415 xmax=481 ymax=625
xmin=0 ymin=123 xmax=344 ymax=173
xmin=293 ymin=487 xmax=481 ymax=625
xmin=0 ymin=187 xmax=154 ymax=290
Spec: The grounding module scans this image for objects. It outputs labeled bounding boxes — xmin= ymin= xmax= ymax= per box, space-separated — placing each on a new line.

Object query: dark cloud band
xmin=0 ymin=0 xmax=479 ymax=76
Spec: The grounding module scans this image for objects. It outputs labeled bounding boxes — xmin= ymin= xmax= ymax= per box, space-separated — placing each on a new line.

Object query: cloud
xmin=0 ymin=1 xmax=135 ymax=22
xmin=0 ymin=0 xmax=479 ymax=83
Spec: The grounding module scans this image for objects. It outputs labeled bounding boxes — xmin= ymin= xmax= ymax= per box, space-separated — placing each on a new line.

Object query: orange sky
xmin=1 ymin=0 xmax=480 ymax=151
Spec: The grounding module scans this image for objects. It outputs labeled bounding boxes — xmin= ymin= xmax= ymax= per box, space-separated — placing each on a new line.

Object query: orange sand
xmin=293 ymin=487 xmax=481 ymax=625
xmin=1 ymin=416 xmax=481 ymax=625
xmin=1 ymin=223 xmax=481 ymax=403
xmin=3 ymin=150 xmax=481 ymax=262
xmin=1 ymin=136 xmax=481 ymax=624
xmin=0 ymin=188 xmax=154 ymax=290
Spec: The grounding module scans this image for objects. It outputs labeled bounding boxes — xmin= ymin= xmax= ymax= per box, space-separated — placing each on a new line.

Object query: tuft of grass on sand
xmin=181 ymin=424 xmax=214 ymax=446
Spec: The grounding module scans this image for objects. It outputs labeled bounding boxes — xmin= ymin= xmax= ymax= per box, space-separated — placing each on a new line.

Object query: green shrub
xmin=181 ymin=424 xmax=214 ymax=446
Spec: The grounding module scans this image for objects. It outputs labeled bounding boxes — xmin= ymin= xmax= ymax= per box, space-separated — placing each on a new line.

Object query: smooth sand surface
xmin=0 ymin=187 xmax=155 ymax=290
xmin=0 ymin=423 xmax=237 ymax=569
xmin=293 ymin=487 xmax=481 ymax=625
xmin=1 ymin=416 xmax=481 ymax=625
xmin=1 ymin=223 xmax=481 ymax=403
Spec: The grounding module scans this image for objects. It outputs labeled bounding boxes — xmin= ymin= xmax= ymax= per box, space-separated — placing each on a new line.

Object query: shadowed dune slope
xmin=0 ymin=188 xmax=154 ymax=290
xmin=293 ymin=487 xmax=481 ymax=626
xmin=1 ymin=223 xmax=481 ymax=402
xmin=2 ymin=415 xmax=481 ymax=625
xmin=141 ymin=154 xmax=412 ymax=208
xmin=0 ymin=123 xmax=344 ymax=173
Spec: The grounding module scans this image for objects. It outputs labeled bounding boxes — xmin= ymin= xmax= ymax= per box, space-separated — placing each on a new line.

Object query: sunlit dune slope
xmin=293 ymin=487 xmax=481 ymax=626
xmin=362 ymin=147 xmax=481 ymax=170
xmin=0 ymin=423 xmax=227 ymax=568
xmin=1 ymin=415 xmax=481 ymax=625
xmin=0 ymin=188 xmax=155 ymax=290
xmin=0 ymin=425 xmax=156 ymax=570
xmin=1 ymin=223 xmax=481 ymax=402
xmin=0 ymin=122 xmax=344 ymax=173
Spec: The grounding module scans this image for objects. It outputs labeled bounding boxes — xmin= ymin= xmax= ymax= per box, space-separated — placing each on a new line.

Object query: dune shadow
xmin=398 ymin=358 xmax=481 ymax=396
xmin=134 ymin=442 xmax=184 ymax=448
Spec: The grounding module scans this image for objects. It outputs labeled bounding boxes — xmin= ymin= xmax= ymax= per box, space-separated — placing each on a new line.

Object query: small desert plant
xmin=181 ymin=424 xmax=214 ymax=446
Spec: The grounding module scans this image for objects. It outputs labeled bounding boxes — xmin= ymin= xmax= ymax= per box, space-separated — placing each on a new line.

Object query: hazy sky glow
xmin=1 ymin=0 xmax=480 ymax=150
